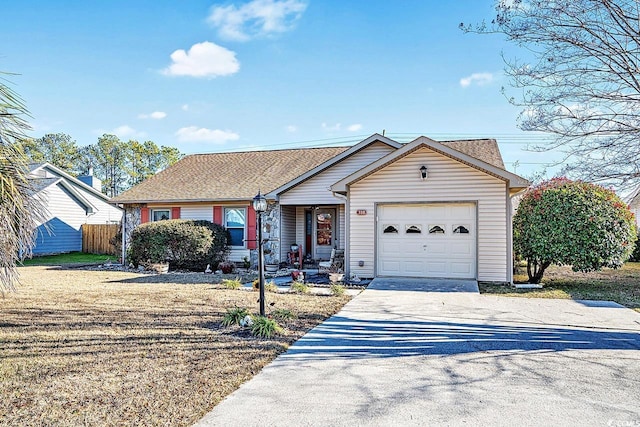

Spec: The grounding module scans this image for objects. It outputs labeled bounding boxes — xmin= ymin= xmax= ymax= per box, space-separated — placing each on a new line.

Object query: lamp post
xmin=252 ymin=190 xmax=268 ymax=316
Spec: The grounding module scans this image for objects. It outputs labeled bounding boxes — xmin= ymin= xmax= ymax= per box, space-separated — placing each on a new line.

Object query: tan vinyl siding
xmin=280 ymin=205 xmax=297 ymax=262
xmin=181 ymin=205 xmax=213 ymax=221
xmin=349 ymin=147 xmax=509 ymax=282
xmin=279 ymin=142 xmax=395 ymax=205
xmin=295 ymin=207 xmax=306 ymax=255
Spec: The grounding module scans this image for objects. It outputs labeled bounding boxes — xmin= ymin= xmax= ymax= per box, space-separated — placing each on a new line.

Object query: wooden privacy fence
xmin=82 ymin=224 xmax=120 ymax=255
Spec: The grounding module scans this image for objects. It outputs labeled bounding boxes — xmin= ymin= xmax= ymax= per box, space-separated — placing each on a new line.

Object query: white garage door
xmin=377 ymin=203 xmax=476 ymax=279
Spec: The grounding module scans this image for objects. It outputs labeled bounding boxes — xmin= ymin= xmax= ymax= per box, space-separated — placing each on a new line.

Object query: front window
xmin=225 ymin=207 xmax=246 ymax=247
xmin=152 ymin=209 xmax=170 ymax=221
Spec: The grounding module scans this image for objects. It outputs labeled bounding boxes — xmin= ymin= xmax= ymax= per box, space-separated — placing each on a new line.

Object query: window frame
xmin=151 ymin=208 xmax=171 ymax=222
xmin=224 ymin=207 xmax=247 ymax=248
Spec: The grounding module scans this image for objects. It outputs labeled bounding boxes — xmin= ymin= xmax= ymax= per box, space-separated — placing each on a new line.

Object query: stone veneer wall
xmin=123 ymin=205 xmax=142 ymax=254
xmin=249 ymin=201 xmax=280 ymax=267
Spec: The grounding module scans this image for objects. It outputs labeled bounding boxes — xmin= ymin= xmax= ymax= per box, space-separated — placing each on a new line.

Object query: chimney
xmin=78 ymin=168 xmax=102 ymax=192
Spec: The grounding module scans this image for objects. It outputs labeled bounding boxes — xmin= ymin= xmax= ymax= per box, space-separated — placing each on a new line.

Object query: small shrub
xmin=330 ymin=284 xmax=345 ymax=296
xmin=271 ymin=308 xmax=295 ymax=320
xmin=221 ymin=307 xmax=249 ymax=327
xmin=290 ymin=282 xmax=310 ymax=294
xmin=252 ymin=279 xmax=278 ymax=292
xmin=219 ymin=261 xmax=235 ymax=274
xmin=250 ymin=316 xmax=283 ymax=338
xmin=242 ymin=256 xmax=251 ymax=269
xmin=265 ymin=280 xmax=278 ymax=293
xmin=222 ymin=277 xmax=242 ymax=289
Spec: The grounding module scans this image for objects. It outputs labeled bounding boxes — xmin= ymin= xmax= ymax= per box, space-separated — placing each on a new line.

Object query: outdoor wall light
xmin=420 ymin=165 xmax=428 ymax=181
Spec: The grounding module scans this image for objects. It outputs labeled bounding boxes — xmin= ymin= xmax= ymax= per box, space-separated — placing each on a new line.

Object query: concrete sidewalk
xmin=196 ymin=278 xmax=640 ymax=427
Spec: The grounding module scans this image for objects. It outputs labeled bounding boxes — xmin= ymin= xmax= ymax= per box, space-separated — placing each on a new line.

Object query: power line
xmin=204 ymin=132 xmax=559 ymax=154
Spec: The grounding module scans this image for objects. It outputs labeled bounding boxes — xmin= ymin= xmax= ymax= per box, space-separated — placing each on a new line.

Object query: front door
xmin=315 ymin=208 xmax=335 ymax=261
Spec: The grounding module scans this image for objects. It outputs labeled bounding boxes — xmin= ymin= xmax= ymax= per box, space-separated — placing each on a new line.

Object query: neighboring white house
xmin=28 ymin=163 xmax=123 ymax=255
xmin=626 ymin=186 xmax=640 ymax=226
xmin=112 ymin=134 xmax=529 ymax=284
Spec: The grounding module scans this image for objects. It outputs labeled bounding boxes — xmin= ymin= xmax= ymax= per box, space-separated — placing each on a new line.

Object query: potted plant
xmin=265 ymin=262 xmax=279 ymax=273
xmin=218 ymin=261 xmax=235 ymax=274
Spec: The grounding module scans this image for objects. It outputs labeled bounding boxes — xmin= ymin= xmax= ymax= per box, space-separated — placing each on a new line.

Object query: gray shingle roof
xmin=112 ymin=137 xmax=510 ymax=204
xmin=440 ymin=139 xmax=505 ymax=169
xmin=112 ymin=146 xmax=349 ymax=203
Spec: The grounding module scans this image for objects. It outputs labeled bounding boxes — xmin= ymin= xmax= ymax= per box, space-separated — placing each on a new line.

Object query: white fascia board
xmin=57 ymin=180 xmax=98 ymax=213
xmin=38 ymin=163 xmax=115 ymax=204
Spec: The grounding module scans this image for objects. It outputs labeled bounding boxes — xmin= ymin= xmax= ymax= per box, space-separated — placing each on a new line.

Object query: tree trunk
xmin=526 ymin=259 xmax=551 ymax=284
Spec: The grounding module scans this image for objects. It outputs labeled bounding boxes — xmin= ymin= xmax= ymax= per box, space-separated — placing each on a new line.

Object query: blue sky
xmin=2 ymin=0 xmax=560 ymax=178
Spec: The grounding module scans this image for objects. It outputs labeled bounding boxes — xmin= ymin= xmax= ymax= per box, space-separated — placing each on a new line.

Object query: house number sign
xmin=356 ymin=209 xmax=367 ymax=215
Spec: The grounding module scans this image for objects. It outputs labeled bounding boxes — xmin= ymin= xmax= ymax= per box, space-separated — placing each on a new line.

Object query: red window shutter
xmin=172 ymin=207 xmax=181 ymax=219
xmin=247 ymin=204 xmax=257 ymax=250
xmin=140 ymin=207 xmax=150 ymax=224
xmin=213 ymin=206 xmax=222 ymax=225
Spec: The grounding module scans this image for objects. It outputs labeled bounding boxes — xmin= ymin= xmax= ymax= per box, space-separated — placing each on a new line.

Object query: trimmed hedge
xmin=129 ymin=219 xmax=229 ymax=270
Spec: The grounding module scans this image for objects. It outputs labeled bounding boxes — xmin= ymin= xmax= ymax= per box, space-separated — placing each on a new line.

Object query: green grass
xmin=480 ymin=262 xmax=640 ymax=312
xmin=20 ymin=252 xmax=117 ymax=266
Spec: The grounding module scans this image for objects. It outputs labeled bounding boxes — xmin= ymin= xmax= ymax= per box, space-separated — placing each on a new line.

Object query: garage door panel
xmin=451 ymin=243 xmax=473 ymax=255
xmin=404 ymin=261 xmax=425 ymax=275
xmin=426 ymin=242 xmax=447 ymax=254
xmin=426 ymin=262 xmax=447 ymax=275
xmin=381 ymin=241 xmax=402 ymax=254
xmin=380 ymin=261 xmax=401 ymax=275
xmin=427 ymin=206 xmax=447 ymax=217
xmin=378 ymin=203 xmax=476 ymax=279
xmin=450 ymin=262 xmax=472 ymax=274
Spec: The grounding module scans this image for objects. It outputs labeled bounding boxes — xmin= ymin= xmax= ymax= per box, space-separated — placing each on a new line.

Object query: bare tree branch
xmin=463 ymin=0 xmax=640 ymax=189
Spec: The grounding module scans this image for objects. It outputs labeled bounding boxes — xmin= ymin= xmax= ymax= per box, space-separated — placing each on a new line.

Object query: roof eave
xmin=32 ymin=163 xmax=113 ymax=203
xmin=112 ymin=196 xmax=276 ymax=205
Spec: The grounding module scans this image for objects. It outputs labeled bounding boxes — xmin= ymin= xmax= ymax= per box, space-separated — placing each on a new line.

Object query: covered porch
xmin=278 ymin=203 xmax=346 ymax=268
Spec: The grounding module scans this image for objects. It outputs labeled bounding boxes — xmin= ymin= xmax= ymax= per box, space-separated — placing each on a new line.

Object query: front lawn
xmin=20 ymin=251 xmax=117 ymax=266
xmin=0 ymin=266 xmax=351 ymax=426
xmin=480 ymin=262 xmax=640 ymax=312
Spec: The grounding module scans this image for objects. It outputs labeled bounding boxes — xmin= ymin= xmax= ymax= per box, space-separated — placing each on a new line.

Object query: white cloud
xmin=138 ymin=111 xmax=167 ymax=120
xmin=322 ymin=122 xmax=342 ymax=132
xmin=111 ymin=125 xmax=146 ymax=139
xmin=322 ymin=122 xmax=362 ymax=132
xmin=175 ymin=126 xmax=240 ymax=144
xmin=459 ymin=72 xmax=494 ymax=88
xmin=208 ymin=0 xmax=307 ymax=41
xmin=162 ymin=41 xmax=240 ymax=78
xmin=285 ymin=125 xmax=297 ymax=133
xmin=181 ymin=104 xmax=189 ymax=111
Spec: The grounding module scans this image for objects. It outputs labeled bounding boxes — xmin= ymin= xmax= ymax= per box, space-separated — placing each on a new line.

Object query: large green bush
xmin=514 ymin=178 xmax=637 ymax=283
xmin=129 ymin=219 xmax=229 ymax=270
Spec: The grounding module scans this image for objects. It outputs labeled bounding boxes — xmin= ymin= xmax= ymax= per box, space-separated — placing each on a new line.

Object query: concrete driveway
xmin=196 ymin=278 xmax=640 ymax=427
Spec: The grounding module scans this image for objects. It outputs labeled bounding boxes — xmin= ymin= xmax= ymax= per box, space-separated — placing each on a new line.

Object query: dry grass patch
xmin=0 ymin=266 xmax=351 ymax=426
xmin=480 ymin=262 xmax=640 ymax=312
